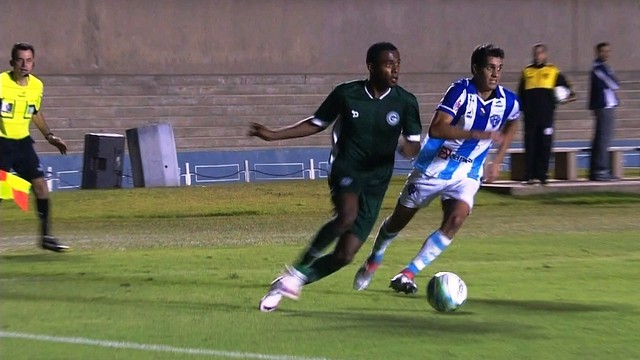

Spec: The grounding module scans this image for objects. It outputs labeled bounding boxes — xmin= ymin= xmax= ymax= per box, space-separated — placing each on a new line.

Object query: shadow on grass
xmin=279 ymin=307 xmax=533 ymax=337
xmin=0 ymin=253 xmax=89 ymax=263
xmin=470 ymin=298 xmax=617 ymax=312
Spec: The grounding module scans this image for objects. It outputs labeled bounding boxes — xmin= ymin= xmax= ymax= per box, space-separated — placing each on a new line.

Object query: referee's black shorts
xmin=0 ymin=136 xmax=45 ymax=181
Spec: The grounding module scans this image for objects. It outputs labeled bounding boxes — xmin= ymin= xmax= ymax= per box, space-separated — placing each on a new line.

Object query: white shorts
xmin=398 ymin=170 xmax=481 ymax=210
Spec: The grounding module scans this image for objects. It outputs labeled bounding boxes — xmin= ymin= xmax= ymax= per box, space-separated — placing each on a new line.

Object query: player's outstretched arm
xmin=32 ymin=112 xmax=67 ymax=155
xmin=428 ymin=111 xmax=498 ymax=141
xmin=248 ymin=117 xmax=324 ymax=142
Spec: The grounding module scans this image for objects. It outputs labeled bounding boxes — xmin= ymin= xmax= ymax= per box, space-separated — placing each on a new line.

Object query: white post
xmin=309 ymin=159 xmax=315 ymax=180
xmin=184 ymin=162 xmax=192 ymax=186
xmin=46 ymin=166 xmax=54 ymax=192
xmin=244 ymin=160 xmax=250 ymax=183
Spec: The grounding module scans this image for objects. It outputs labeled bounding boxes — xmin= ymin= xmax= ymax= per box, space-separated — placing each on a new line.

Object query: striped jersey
xmin=414 ymin=78 xmax=520 ymax=180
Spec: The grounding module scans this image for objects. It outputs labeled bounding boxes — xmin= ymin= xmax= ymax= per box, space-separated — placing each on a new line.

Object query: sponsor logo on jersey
xmin=351 ymin=110 xmax=359 ymax=118
xmin=26 ymin=104 xmax=36 ymax=115
xmin=452 ymin=99 xmax=463 ymax=113
xmin=438 ymin=146 xmax=472 ymax=163
xmin=450 ymin=153 xmax=473 ymax=163
xmin=386 ymin=111 xmax=400 ymax=126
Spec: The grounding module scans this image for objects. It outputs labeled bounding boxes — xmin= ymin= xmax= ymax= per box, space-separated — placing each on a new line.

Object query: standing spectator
xmin=589 ymin=42 xmax=620 ymax=181
xmin=518 ymin=43 xmax=575 ymax=185
xmin=0 ymin=42 xmax=69 ymax=252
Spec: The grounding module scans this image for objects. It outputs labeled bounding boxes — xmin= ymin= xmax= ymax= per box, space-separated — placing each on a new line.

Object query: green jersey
xmin=312 ymin=80 xmax=422 ymax=171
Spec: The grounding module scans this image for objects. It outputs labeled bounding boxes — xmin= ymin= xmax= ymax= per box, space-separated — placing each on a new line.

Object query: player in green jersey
xmin=249 ymin=42 xmax=423 ymax=312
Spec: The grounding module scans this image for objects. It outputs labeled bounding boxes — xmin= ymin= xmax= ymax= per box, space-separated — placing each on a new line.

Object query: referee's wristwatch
xmin=45 ymin=132 xmax=55 ymax=141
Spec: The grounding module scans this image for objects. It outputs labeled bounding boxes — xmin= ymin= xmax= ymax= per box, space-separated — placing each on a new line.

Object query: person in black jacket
xmin=518 ymin=43 xmax=576 ymax=185
xmin=588 ymin=42 xmax=620 ymax=181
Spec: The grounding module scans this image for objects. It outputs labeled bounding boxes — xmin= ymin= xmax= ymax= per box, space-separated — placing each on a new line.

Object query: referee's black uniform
xmin=517 ymin=63 xmax=572 ymax=183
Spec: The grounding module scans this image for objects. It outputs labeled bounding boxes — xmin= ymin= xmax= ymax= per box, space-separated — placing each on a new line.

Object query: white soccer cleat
xmin=259 ymin=276 xmax=284 ymax=312
xmin=353 ymin=263 xmax=377 ymax=291
xmin=278 ymin=266 xmax=306 ymax=300
xmin=258 ymin=268 xmax=307 ymax=312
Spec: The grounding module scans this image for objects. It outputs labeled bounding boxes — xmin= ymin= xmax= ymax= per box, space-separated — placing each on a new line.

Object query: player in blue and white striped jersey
xmin=354 ymin=44 xmax=520 ymax=293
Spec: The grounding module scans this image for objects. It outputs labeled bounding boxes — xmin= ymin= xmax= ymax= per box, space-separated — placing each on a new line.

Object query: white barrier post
xmin=46 ymin=166 xmax=54 ymax=192
xmin=309 ymin=159 xmax=315 ymax=180
xmin=244 ymin=160 xmax=250 ymax=183
xmin=184 ymin=162 xmax=192 ymax=186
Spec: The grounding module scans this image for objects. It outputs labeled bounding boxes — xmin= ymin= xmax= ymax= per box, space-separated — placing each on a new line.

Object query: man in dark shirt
xmin=249 ymin=42 xmax=423 ymax=312
xmin=588 ymin=42 xmax=620 ymax=181
xmin=518 ymin=43 xmax=575 ymax=185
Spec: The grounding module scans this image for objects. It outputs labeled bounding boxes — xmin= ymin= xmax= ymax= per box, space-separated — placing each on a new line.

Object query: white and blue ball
xmin=426 ymin=272 xmax=467 ymax=312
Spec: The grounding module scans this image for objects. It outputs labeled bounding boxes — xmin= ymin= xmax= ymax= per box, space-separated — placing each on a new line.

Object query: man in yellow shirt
xmin=0 ymin=42 xmax=69 ymax=252
xmin=517 ymin=43 xmax=576 ymax=185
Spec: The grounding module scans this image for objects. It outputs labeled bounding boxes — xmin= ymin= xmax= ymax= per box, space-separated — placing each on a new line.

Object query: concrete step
xmin=31 ymin=71 xmax=640 ymax=153
xmin=45 ymin=94 xmax=327 ymax=108
xmin=43 ymin=87 xmax=640 ymax=110
xmin=47 ymin=115 xmax=309 ymax=129
xmin=45 ymin=84 xmax=337 ymax=97
xmin=43 ymin=104 xmax=319 ymax=119
xmin=548 ymin=128 xmax=640 ymax=141
xmin=555 ymin=118 xmax=639 ymax=130
xmin=555 ymin=108 xmax=637 ymax=119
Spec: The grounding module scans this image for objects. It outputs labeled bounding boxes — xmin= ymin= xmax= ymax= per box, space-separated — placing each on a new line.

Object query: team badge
xmin=386 ymin=111 xmax=400 ymax=126
xmin=489 ymin=114 xmax=501 ymax=127
xmin=340 ymin=177 xmax=353 ymax=187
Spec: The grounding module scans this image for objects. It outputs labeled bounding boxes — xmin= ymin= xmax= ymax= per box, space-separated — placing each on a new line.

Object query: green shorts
xmin=328 ymin=165 xmax=393 ymax=242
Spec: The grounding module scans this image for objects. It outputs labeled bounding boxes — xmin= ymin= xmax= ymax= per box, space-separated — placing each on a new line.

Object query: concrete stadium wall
xmin=1 ymin=0 xmax=639 ymax=75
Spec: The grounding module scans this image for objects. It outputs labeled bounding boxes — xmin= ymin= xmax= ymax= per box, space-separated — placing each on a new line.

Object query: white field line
xmin=0 ymin=331 xmax=333 ymax=360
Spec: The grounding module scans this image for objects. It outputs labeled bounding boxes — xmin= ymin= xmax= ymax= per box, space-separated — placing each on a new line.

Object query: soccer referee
xmin=0 ymin=42 xmax=69 ymax=252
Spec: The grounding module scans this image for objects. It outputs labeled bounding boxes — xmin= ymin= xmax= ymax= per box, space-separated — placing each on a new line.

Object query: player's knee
xmin=31 ymin=178 xmax=49 ymax=198
xmin=442 ymin=213 xmax=467 ymax=235
xmin=334 ymin=214 xmax=357 ymax=233
xmin=332 ymin=249 xmax=355 ymax=267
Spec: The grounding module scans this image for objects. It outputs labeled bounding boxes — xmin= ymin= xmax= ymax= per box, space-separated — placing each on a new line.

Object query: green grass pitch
xmin=1 ymin=178 xmax=639 ymax=359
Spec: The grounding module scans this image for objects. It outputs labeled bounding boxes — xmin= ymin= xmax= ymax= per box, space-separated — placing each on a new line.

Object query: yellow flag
xmin=0 ymin=170 xmax=32 ymax=211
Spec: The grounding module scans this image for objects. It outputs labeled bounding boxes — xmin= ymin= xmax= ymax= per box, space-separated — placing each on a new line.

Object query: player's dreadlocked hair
xmin=366 ymin=42 xmax=398 ymax=65
xmin=470 ymin=43 xmax=504 ymax=74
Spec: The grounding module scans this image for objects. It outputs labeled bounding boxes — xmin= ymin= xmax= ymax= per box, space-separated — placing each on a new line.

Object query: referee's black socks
xmin=36 ymin=198 xmax=50 ymax=236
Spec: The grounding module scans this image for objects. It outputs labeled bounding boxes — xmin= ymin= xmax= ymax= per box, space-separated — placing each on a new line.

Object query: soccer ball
xmin=426 ymin=272 xmax=467 ymax=312
xmin=554 ymin=86 xmax=571 ymax=103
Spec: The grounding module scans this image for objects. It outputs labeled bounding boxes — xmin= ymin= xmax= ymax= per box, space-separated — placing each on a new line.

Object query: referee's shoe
xmin=41 ymin=235 xmax=70 ymax=252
